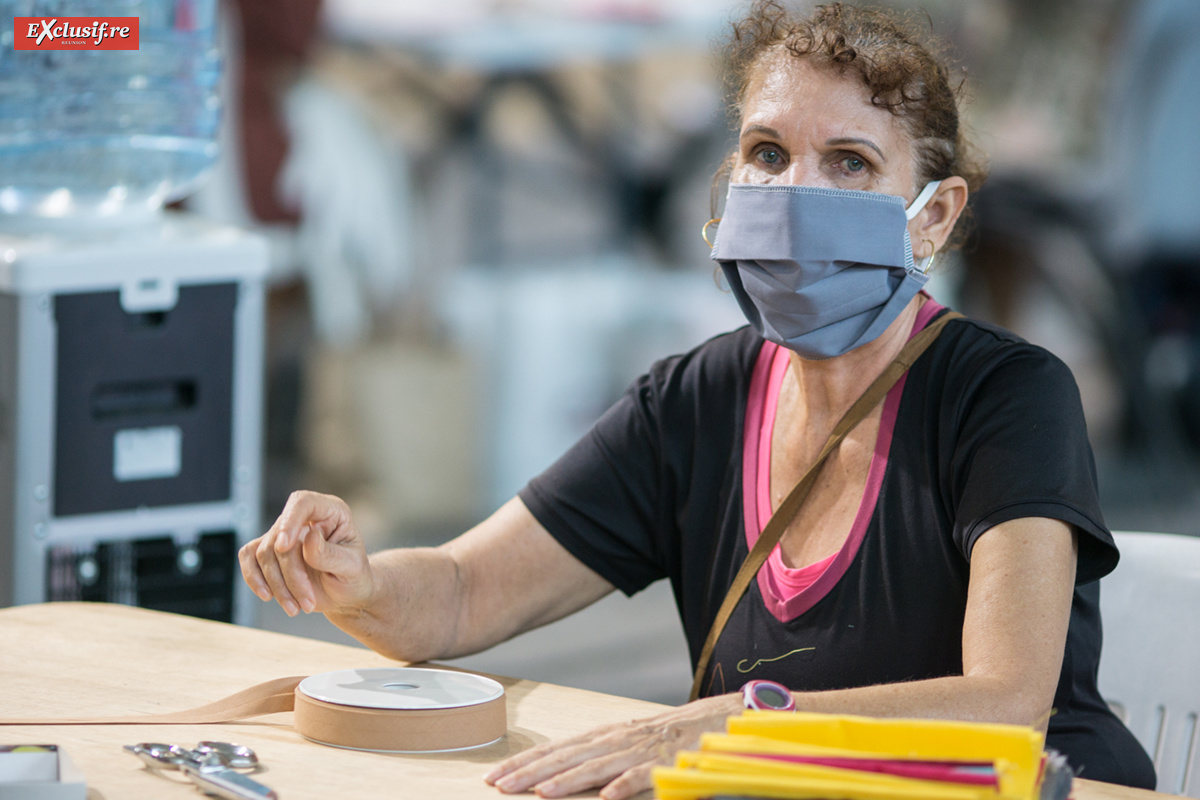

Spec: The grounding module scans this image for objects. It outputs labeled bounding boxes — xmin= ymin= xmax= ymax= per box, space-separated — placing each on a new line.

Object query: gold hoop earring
xmin=702 ymin=218 xmax=721 ymax=248
xmin=921 ymin=239 xmax=938 ymax=273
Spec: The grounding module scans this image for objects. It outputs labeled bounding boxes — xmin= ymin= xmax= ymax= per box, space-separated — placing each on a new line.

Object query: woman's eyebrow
xmin=826 ymin=136 xmax=887 ymax=162
xmin=740 ymin=124 xmax=782 ymax=140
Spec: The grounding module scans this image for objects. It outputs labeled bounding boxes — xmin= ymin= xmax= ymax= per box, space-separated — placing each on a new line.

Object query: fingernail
xmin=284 ymin=601 xmax=298 ymax=617
xmin=495 ymin=777 xmax=517 ymax=792
xmin=535 ymin=781 xmax=559 ymax=797
xmin=300 ymin=596 xmax=314 ymax=613
xmin=482 ymin=770 xmax=499 ymax=784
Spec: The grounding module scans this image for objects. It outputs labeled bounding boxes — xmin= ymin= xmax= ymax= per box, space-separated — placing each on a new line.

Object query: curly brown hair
xmin=717 ymin=1 xmax=988 ymax=240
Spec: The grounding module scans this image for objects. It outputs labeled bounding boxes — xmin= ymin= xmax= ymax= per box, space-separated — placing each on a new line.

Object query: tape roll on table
xmin=293 ymin=668 xmax=507 ymax=753
xmin=0 ymin=667 xmax=508 ymax=754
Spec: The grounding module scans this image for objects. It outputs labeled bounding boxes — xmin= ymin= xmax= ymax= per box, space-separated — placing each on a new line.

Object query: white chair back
xmin=1099 ymin=531 xmax=1200 ymax=796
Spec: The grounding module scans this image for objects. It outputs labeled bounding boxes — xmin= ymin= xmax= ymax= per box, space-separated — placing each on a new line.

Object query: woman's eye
xmin=758 ymin=147 xmax=783 ymax=166
xmin=844 ymin=156 xmax=866 ymax=172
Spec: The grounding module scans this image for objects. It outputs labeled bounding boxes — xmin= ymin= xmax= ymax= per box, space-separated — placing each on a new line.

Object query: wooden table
xmin=0 ymin=603 xmax=1175 ymax=800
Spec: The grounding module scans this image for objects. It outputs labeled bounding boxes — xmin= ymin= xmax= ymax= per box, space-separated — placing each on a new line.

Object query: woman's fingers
xmin=529 ymin=743 xmax=656 ymax=799
xmin=487 ymin=733 xmax=609 ymax=792
xmin=489 ymin=730 xmax=658 ymax=799
xmin=239 ymin=490 xmax=365 ymax=616
xmin=276 ymin=526 xmax=318 ymax=613
xmin=486 ymin=722 xmax=664 ymax=796
xmin=274 ymin=490 xmax=333 ymax=550
xmin=484 ymin=736 xmax=573 ymax=787
xmin=237 ymin=524 xmax=289 ymax=605
xmin=485 ymin=696 xmax=740 ymax=799
xmin=595 ymin=761 xmax=656 ymax=800
xmin=252 ymin=530 xmax=305 ymax=615
xmin=237 ymin=534 xmax=271 ymax=601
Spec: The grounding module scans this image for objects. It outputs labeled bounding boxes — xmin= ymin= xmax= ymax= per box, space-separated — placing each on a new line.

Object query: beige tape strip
xmin=0 ymin=674 xmax=508 ymax=752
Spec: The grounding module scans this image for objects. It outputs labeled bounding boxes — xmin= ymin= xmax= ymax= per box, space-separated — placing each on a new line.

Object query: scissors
xmin=124 ymin=741 xmax=277 ymax=799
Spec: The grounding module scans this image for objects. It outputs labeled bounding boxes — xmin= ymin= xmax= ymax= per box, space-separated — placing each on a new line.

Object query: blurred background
xmin=178 ymin=0 xmax=1199 ymax=703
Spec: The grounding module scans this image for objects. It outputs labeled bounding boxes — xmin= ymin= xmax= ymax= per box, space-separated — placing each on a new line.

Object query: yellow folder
xmin=651 ymin=711 xmax=1050 ymax=800
xmin=728 ymin=711 xmax=1043 ymax=798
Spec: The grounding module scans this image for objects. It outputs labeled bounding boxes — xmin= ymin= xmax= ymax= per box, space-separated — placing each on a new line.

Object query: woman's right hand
xmin=238 ymin=490 xmax=373 ymax=617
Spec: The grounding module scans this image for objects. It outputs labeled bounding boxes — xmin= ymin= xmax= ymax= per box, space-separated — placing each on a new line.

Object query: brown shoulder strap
xmin=688 ymin=311 xmax=963 ymax=702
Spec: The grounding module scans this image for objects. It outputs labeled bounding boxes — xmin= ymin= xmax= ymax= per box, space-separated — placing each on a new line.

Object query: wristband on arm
xmin=741 ymin=680 xmax=795 ymax=711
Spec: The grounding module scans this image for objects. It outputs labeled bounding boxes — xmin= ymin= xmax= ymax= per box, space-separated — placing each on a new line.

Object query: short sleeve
xmin=518 ymin=328 xmax=756 ymax=600
xmin=947 ymin=342 xmax=1118 ymax=584
xmin=519 ymin=368 xmax=673 ymax=596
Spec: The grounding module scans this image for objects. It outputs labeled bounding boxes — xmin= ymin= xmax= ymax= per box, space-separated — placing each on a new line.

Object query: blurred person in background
xmin=230 ymin=0 xmax=322 ymax=226
xmin=240 ymin=2 xmax=1155 ymax=797
xmin=951 ymin=0 xmax=1200 ymax=509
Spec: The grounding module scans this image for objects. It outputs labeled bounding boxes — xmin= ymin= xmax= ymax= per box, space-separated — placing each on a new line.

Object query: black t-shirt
xmin=519 ymin=314 xmax=1156 ymax=789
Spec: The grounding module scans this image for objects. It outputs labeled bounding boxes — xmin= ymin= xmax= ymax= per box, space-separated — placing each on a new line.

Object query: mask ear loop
xmin=905 ymin=180 xmax=941 ymax=221
xmin=702 ymin=218 xmax=721 ymax=248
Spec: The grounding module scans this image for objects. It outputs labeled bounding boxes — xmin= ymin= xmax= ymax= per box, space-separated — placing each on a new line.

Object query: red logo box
xmin=13 ymin=17 xmax=140 ymax=50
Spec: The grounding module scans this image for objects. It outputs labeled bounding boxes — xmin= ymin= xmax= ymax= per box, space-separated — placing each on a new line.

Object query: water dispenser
xmin=0 ymin=1 xmax=267 ymax=623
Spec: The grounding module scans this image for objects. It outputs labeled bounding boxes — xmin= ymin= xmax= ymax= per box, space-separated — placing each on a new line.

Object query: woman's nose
xmin=739 ymin=160 xmax=827 ymax=187
xmin=775 ymin=160 xmax=825 ymax=187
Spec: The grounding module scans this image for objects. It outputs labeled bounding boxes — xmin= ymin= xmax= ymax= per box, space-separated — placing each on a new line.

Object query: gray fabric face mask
xmin=710 ymin=182 xmax=940 ymax=360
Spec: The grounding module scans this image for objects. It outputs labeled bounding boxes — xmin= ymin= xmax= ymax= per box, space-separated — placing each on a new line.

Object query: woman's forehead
xmin=742 ymin=53 xmax=906 ymax=143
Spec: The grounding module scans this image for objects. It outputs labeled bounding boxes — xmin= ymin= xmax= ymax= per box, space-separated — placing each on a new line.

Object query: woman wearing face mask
xmin=240 ymin=3 xmax=1155 ymax=797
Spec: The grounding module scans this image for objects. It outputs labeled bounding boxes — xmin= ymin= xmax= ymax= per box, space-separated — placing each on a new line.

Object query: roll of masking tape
xmin=293 ymin=668 xmax=507 ymax=753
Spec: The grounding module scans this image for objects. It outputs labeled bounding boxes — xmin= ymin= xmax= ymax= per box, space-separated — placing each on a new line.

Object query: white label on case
xmin=113 ymin=426 xmax=182 ymax=481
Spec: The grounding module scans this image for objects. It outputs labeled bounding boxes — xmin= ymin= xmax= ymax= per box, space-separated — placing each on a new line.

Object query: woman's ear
xmin=909 ymin=176 xmax=969 ymax=257
xmin=710 ymin=152 xmax=736 ymax=217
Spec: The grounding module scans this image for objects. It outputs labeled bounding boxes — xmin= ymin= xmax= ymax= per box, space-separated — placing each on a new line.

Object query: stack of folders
xmin=652 ymin=711 xmax=1073 ymax=800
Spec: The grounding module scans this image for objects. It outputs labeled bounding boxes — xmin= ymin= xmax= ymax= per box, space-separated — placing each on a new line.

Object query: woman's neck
xmin=782 ymin=294 xmax=928 ymax=430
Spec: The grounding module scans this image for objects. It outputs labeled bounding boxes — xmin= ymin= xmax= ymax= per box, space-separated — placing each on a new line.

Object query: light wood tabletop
xmin=0 ymin=603 xmax=1177 ymax=800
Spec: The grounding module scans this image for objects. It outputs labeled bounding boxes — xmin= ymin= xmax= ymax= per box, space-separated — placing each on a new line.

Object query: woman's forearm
xmin=788 ymin=672 xmax=1055 ymax=731
xmin=324 ymin=546 xmax=464 ymax=663
xmin=322 ymin=497 xmax=615 ymax=663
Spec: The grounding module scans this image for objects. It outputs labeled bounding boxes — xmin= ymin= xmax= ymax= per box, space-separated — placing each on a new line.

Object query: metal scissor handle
xmin=125 ymin=742 xmax=277 ymax=799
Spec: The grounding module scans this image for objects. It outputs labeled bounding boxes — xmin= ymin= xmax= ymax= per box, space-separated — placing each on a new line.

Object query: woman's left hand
xmin=484 ymin=693 xmax=742 ymax=799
